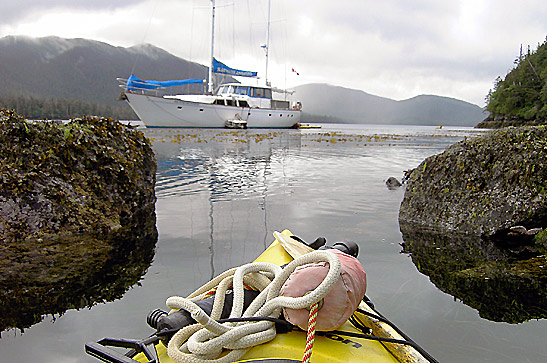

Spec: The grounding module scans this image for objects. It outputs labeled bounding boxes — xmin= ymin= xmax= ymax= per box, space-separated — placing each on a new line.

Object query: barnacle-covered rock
xmin=0 ymin=109 xmax=157 ymax=331
xmin=399 ymin=126 xmax=547 ymax=322
xmin=399 ymin=126 xmax=547 ymax=245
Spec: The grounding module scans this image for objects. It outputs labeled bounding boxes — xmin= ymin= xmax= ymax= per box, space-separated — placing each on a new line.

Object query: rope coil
xmin=166 ymin=250 xmax=341 ymax=363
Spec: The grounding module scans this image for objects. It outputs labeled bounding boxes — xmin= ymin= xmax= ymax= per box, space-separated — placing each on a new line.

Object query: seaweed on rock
xmin=0 ymin=109 xmax=157 ymax=331
xmin=399 ymin=126 xmax=547 ymax=322
xmin=399 ymin=126 xmax=547 ymax=240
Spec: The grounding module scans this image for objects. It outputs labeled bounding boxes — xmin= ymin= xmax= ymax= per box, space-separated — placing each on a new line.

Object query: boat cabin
xmin=217 ymin=84 xmax=273 ymax=99
xmin=162 ymin=82 xmax=293 ymax=111
xmin=215 ymin=83 xmax=292 ymax=110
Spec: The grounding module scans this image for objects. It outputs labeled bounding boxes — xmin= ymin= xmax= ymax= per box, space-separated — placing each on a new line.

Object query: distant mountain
xmin=0 ymin=35 xmax=209 ymax=108
xmin=294 ymin=84 xmax=487 ymax=126
xmin=0 ymin=35 xmax=487 ymax=125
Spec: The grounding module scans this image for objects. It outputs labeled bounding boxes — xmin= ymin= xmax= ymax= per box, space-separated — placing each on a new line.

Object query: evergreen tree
xmin=486 ymin=38 xmax=547 ymax=120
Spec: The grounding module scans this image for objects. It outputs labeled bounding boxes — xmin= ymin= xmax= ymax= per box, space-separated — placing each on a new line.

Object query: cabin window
xmin=235 ymin=86 xmax=249 ymax=95
xmin=226 ymin=99 xmax=235 ymax=106
xmin=252 ymin=88 xmax=264 ymax=98
xmin=238 ymin=100 xmax=249 ymax=107
xmin=249 ymin=87 xmax=272 ymax=99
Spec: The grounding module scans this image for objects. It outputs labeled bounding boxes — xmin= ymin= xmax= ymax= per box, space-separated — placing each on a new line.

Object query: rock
xmin=0 ymin=109 xmax=158 ymax=331
xmin=399 ymin=126 xmax=547 ymax=243
xmin=385 ymin=177 xmax=402 ymax=189
xmin=509 ymin=225 xmax=542 ymax=237
xmin=476 ymin=114 xmax=547 ymax=129
xmin=399 ymin=125 xmax=547 ymax=321
xmin=534 ymin=230 xmax=547 ymax=254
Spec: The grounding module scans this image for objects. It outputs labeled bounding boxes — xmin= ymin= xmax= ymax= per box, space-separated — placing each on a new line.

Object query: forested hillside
xmin=0 ymin=94 xmax=136 ymax=120
xmin=485 ymin=38 xmax=547 ymax=120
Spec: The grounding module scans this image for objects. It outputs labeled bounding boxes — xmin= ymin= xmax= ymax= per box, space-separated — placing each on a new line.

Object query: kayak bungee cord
xmin=207 ymin=313 xmax=439 ymax=363
xmin=166 ymin=250 xmax=342 ymax=363
xmin=352 ymin=307 xmax=440 ymax=363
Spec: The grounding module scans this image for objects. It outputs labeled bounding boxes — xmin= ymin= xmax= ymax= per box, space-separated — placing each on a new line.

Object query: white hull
xmin=125 ymin=93 xmax=301 ymax=128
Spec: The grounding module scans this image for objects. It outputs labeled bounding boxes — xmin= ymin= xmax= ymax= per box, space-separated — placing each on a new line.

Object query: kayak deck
xmin=89 ymin=230 xmax=434 ymax=363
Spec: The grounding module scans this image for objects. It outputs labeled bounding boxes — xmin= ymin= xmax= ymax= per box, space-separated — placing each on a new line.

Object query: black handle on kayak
xmin=85 ymin=336 xmax=160 ymax=363
xmin=325 ymin=241 xmax=359 ymax=258
xmin=290 ymin=235 xmax=359 ymax=258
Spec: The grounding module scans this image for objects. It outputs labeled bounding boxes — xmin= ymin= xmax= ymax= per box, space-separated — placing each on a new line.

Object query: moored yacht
xmin=120 ymin=77 xmax=302 ymax=128
xmin=118 ymin=0 xmax=302 ymax=128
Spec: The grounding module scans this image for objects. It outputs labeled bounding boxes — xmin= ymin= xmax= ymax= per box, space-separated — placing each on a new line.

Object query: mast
xmin=208 ymin=0 xmax=216 ymax=94
xmin=265 ymin=0 xmax=271 ymax=86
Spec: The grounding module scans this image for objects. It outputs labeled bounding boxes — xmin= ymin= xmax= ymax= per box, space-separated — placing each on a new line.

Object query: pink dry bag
xmin=281 ymin=249 xmax=367 ymax=331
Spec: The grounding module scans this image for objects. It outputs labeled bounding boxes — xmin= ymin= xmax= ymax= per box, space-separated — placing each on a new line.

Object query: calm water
xmin=2 ymin=124 xmax=546 ymax=362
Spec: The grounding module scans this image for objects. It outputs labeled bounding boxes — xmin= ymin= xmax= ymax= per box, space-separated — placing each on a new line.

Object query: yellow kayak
xmin=86 ymin=230 xmax=436 ymax=363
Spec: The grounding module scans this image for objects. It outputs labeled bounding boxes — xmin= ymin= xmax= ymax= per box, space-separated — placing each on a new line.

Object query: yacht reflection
xmin=400 ymin=223 xmax=547 ymax=324
xmin=155 ymin=130 xmax=302 ymax=200
xmin=154 ymin=130 xmax=302 ymax=279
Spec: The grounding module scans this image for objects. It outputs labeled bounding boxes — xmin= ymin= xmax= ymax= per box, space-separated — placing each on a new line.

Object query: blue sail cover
xmin=127 ymin=74 xmax=205 ymax=91
xmin=212 ymin=58 xmax=257 ymax=77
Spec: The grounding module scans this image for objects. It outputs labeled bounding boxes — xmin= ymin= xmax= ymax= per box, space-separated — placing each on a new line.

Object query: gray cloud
xmin=2 ymin=1 xmax=148 ymax=25
xmin=273 ymin=0 xmax=547 ymax=104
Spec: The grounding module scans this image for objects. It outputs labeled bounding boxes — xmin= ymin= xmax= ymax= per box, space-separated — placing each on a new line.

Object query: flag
xmin=292 ymin=68 xmax=300 ymax=76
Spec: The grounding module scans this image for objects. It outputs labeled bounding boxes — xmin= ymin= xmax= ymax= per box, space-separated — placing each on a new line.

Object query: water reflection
xmin=154 ymin=130 xmax=303 ymax=200
xmin=153 ymin=130 xmax=303 ymax=279
xmin=6 ymin=125 xmax=547 ymax=363
xmin=400 ymin=223 xmax=547 ymax=323
xmin=0 ymin=215 xmax=158 ymax=332
xmin=150 ymin=127 xmax=468 ymax=282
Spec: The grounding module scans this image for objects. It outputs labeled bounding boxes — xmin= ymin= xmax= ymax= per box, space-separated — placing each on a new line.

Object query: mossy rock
xmin=0 ymin=109 xmax=158 ymax=331
xmin=399 ymin=125 xmax=547 ymax=322
xmin=534 ymin=229 xmax=547 ymax=254
xmin=399 ymin=126 xmax=547 ymax=241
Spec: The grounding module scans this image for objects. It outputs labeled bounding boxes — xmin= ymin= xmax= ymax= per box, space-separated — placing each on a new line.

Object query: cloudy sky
xmin=2 ymin=0 xmax=547 ymax=106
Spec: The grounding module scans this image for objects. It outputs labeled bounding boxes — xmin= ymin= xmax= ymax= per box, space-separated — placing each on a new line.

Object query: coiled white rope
xmin=166 ymin=250 xmax=341 ymax=363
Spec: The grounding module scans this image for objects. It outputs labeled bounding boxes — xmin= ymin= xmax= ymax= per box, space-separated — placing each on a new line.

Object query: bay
xmin=1 ymin=124 xmax=546 ymax=363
